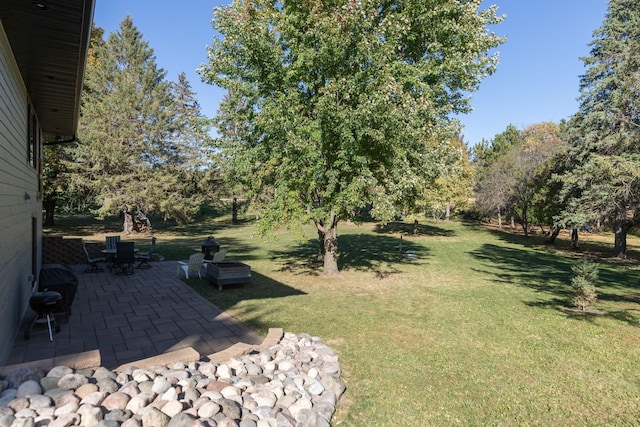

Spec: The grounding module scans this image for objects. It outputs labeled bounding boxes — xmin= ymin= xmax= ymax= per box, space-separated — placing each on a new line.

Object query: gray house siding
xmin=0 ymin=21 xmax=43 ymax=365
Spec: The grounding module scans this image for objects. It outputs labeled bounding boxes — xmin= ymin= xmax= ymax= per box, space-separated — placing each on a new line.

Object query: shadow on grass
xmin=470 ymin=243 xmax=574 ymax=295
xmin=187 ymin=270 xmax=306 ymax=313
xmin=46 ymin=203 xmax=255 ymax=238
xmin=268 ymin=232 xmax=430 ymax=277
xmin=374 ymin=221 xmax=457 ymax=237
xmin=470 ymin=241 xmax=640 ymax=327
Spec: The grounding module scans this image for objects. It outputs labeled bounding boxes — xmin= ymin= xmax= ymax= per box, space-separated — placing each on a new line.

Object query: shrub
xmin=570 ymin=257 xmax=598 ymax=311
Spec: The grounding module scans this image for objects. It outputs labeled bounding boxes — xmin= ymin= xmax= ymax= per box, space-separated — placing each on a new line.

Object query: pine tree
xmin=570 ymin=257 xmax=598 ymax=312
xmin=72 ymin=17 xmax=209 ymax=231
xmin=560 ymin=0 xmax=640 ymax=258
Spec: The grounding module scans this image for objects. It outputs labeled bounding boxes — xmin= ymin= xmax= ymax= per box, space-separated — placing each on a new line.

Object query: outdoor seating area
xmin=206 ymin=261 xmax=252 ymax=291
xmin=98 ymin=236 xmax=158 ymax=274
xmin=7 ymin=261 xmax=263 ymax=370
xmin=176 ymin=248 xmax=250 ymax=291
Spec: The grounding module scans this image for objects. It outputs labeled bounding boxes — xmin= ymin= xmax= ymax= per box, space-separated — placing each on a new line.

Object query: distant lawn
xmin=48 ymin=211 xmax=640 ymax=425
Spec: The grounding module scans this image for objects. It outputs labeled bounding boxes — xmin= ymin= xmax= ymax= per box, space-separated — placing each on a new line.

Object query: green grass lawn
xmin=49 ymin=212 xmax=640 ymax=425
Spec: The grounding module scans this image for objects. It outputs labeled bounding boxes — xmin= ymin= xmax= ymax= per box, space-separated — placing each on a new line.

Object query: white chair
xmin=177 ymin=253 xmax=205 ymax=279
xmin=210 ymin=249 xmax=226 ymax=263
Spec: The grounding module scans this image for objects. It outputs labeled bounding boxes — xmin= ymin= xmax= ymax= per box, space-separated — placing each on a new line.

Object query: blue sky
xmin=93 ymin=0 xmax=609 ymax=146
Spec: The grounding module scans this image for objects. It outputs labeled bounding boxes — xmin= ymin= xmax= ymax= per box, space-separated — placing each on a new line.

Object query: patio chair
xmin=82 ymin=240 xmax=105 ymax=273
xmin=177 ymin=253 xmax=205 ymax=279
xmin=211 ymin=249 xmax=227 ymax=263
xmin=136 ymin=236 xmax=156 ymax=269
xmin=105 ymin=235 xmax=121 ymax=251
xmin=202 ymin=249 xmax=226 ymax=267
xmin=114 ymin=241 xmax=135 ymax=275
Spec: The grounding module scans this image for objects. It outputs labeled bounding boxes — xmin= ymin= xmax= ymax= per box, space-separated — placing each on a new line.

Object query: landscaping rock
xmin=0 ymin=333 xmax=343 ymax=426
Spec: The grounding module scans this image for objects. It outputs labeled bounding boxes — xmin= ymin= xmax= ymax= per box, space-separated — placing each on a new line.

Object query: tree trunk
xmin=316 ymin=216 xmax=340 ymax=275
xmin=497 ymin=209 xmax=502 ymax=230
xmin=232 ymin=197 xmax=239 ymax=224
xmin=614 ymin=207 xmax=627 ymax=258
xmin=123 ymin=208 xmax=134 ymax=235
xmin=317 ymin=227 xmax=325 ymax=261
xmin=445 ymin=204 xmax=451 ymax=221
xmin=521 ymin=205 xmax=529 ymax=237
xmin=571 ymin=228 xmax=579 ymax=249
xmin=43 ymin=196 xmax=56 ymax=226
xmin=413 ymin=219 xmax=419 ymax=236
xmin=545 ymin=227 xmax=561 ymax=244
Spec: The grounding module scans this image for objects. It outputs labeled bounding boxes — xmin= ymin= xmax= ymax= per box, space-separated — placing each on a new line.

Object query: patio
xmin=4 ymin=261 xmax=263 ymax=371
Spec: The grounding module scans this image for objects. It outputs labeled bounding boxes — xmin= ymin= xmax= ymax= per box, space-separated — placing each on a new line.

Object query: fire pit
xmin=206 ymin=262 xmax=251 ymax=290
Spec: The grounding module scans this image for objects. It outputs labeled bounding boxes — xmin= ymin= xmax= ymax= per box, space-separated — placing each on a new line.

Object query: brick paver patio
xmin=4 ymin=261 xmax=263 ymax=370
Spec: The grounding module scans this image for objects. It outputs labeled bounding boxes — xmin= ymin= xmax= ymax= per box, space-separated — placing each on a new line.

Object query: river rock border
xmin=0 ymin=330 xmax=345 ymax=426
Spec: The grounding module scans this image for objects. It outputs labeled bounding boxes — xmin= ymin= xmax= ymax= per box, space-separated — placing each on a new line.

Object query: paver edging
xmin=0 ymin=328 xmax=285 ymax=377
xmin=0 ymin=349 xmax=100 ymax=376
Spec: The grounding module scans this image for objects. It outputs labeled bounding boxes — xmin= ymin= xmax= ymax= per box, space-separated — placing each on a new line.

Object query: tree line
xmin=43 ymin=0 xmax=638 ymax=274
xmin=473 ymin=0 xmax=640 ymax=260
xmin=43 ymin=17 xmax=218 ymax=233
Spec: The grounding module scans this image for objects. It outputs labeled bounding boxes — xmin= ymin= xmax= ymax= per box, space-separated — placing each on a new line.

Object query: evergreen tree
xmin=559 ymin=0 xmax=640 ymax=258
xmin=471 ymin=124 xmax=523 ymax=172
xmin=570 ymin=257 xmax=598 ymax=311
xmin=72 ymin=17 xmax=209 ymax=232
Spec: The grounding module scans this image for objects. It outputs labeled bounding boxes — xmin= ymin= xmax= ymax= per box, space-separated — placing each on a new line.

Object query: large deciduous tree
xmin=476 ymin=123 xmax=564 ymax=235
xmin=559 ymin=0 xmax=640 ymax=258
xmin=71 ymin=18 xmax=211 ymax=232
xmin=200 ymin=0 xmax=504 ymax=274
xmin=420 ymin=135 xmax=475 ymax=221
xmin=473 ymin=124 xmax=524 ymax=229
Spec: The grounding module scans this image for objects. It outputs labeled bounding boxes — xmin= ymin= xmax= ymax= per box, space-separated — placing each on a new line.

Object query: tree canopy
xmin=70 ymin=18 xmax=213 ymax=232
xmin=559 ymin=0 xmax=640 ymax=258
xmin=474 ymin=122 xmax=564 ymax=235
xmin=200 ymin=0 xmax=504 ymax=274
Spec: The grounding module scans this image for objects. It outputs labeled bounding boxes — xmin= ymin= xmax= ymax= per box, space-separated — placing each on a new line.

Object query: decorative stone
xmin=140 ymin=407 xmax=169 ymax=427
xmin=197 ymin=401 xmax=221 ymax=418
xmin=166 ymin=412 xmax=196 ymax=427
xmin=17 ymin=380 xmax=42 ymax=398
xmin=102 ymin=392 xmax=131 ymax=411
xmin=159 ymin=400 xmax=183 ymax=417
xmin=6 ymin=368 xmax=45 ymax=389
xmin=48 ymin=412 xmax=80 ymax=427
xmin=0 ymin=332 xmax=342 ymax=427
xmin=58 ymin=374 xmax=88 ymax=390
xmin=80 ymin=391 xmax=107 ymax=406
xmin=52 ymin=392 xmax=80 ymax=407
xmin=28 ymin=394 xmax=53 ymax=410
xmin=151 ymin=378 xmax=172 ymax=395
xmin=77 ymin=404 xmax=104 ymax=426
xmin=11 ymin=417 xmax=35 ymax=427
xmin=125 ymin=392 xmax=155 ymax=413
xmin=0 ymin=414 xmax=15 ymax=427
xmin=97 ymin=379 xmax=119 ymax=393
xmin=47 ymin=367 xmax=73 ymax=378
xmin=7 ymin=397 xmax=29 ymax=412
xmin=54 ymin=401 xmax=79 ymax=417
xmin=288 ymin=397 xmax=312 ymax=419
xmin=218 ymin=398 xmax=242 ymax=420
xmin=75 ymin=383 xmax=99 ymax=398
